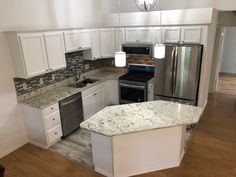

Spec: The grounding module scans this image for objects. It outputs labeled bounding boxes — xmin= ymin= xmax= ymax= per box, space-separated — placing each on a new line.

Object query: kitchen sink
xmin=68 ymin=78 xmax=99 ymax=88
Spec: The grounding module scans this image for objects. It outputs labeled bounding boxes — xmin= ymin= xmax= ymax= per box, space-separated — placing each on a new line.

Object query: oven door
xmin=119 ymin=82 xmax=147 ymax=104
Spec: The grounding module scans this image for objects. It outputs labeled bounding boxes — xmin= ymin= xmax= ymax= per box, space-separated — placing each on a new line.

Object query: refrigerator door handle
xmin=173 ymin=49 xmax=178 ymax=95
xmin=171 ymin=48 xmax=176 ymax=96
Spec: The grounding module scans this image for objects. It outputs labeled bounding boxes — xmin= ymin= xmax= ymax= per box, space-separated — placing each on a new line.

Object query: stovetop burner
xmin=119 ymin=72 xmax=154 ymax=82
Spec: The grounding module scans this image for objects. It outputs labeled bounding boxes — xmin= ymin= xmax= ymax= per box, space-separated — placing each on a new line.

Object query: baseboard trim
xmin=0 ymin=142 xmax=27 ymax=158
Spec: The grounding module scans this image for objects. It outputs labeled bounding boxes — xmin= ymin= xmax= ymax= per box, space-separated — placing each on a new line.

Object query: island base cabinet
xmin=91 ymin=125 xmax=186 ymax=177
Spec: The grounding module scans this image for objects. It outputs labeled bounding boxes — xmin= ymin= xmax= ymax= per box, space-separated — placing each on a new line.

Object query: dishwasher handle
xmin=60 ymin=93 xmax=82 ymax=107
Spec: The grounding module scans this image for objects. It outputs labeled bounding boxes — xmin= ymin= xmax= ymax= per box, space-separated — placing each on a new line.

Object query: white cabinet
xmin=44 ymin=32 xmax=66 ymax=71
xmin=18 ymin=33 xmax=49 ymax=78
xmin=91 ymin=30 xmax=101 ymax=60
xmin=100 ymin=29 xmax=115 ymax=58
xmin=7 ymin=31 xmax=66 ymax=79
xmin=147 ymin=82 xmax=154 ymax=101
xmin=125 ymin=28 xmax=153 ymax=43
xmin=153 ymin=27 xmax=162 ymax=44
xmin=105 ymin=80 xmax=119 ymax=105
xmin=82 ymin=83 xmax=106 ymax=119
xmin=115 ymin=29 xmax=125 ymax=52
xmin=21 ymin=103 xmax=62 ymax=149
xmin=181 ymin=26 xmax=203 ymax=44
xmin=83 ymin=93 xmax=96 ymax=119
xmin=64 ymin=30 xmax=91 ymax=53
xmin=163 ymin=27 xmax=181 ymax=43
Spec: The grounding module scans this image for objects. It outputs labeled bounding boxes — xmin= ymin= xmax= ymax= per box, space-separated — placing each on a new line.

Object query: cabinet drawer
xmin=47 ymin=125 xmax=62 ymax=144
xmin=43 ymin=103 xmax=59 ymax=116
xmin=44 ymin=111 xmax=61 ymax=130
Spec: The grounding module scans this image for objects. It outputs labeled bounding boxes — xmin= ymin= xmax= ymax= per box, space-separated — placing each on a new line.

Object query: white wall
xmin=220 ymin=27 xmax=236 ymax=74
xmin=101 ymin=0 xmax=236 ymax=13
xmin=0 ymin=0 xmax=102 ymax=158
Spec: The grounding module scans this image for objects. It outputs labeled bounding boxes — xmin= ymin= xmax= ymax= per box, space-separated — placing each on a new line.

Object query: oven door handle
xmin=120 ymin=83 xmax=146 ymax=90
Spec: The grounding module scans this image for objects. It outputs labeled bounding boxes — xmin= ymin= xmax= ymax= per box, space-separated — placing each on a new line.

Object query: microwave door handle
xmin=120 ymin=83 xmax=146 ymax=90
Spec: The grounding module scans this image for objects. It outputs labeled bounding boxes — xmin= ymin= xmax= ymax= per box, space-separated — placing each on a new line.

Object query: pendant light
xmin=114 ymin=0 xmax=126 ymax=67
xmin=154 ymin=9 xmax=166 ymax=59
xmin=136 ymin=0 xmax=160 ymax=12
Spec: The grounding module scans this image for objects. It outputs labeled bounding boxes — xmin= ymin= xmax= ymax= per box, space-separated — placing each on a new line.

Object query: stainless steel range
xmin=119 ymin=64 xmax=154 ymax=104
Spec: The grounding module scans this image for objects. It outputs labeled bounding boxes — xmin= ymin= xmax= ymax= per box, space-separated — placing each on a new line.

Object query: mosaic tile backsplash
xmin=14 ymin=51 xmax=115 ymax=96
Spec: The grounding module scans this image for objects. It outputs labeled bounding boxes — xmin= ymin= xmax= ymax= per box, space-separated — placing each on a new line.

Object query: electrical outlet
xmin=52 ymin=74 xmax=55 ymax=81
xmin=23 ymin=83 xmax=27 ymax=90
xmin=39 ymin=78 xmax=44 ymax=85
xmin=85 ymin=64 xmax=90 ymax=70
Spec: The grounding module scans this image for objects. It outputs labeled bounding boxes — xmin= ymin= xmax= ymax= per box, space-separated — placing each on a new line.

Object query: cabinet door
xmin=100 ymin=29 xmax=115 ymax=58
xmin=82 ymin=93 xmax=95 ymax=120
xmin=137 ymin=28 xmax=153 ymax=43
xmin=182 ymin=27 xmax=202 ymax=44
xmin=106 ymin=80 xmax=119 ymax=105
xmin=64 ymin=30 xmax=80 ymax=52
xmin=125 ymin=28 xmax=137 ymax=43
xmin=91 ymin=30 xmax=101 ymax=60
xmin=19 ymin=33 xmax=48 ymax=78
xmin=44 ymin=32 xmax=66 ymax=71
xmin=153 ymin=27 xmax=162 ymax=44
xmin=78 ymin=30 xmax=92 ymax=49
xmin=163 ymin=27 xmax=181 ymax=43
xmin=115 ymin=29 xmax=124 ymax=52
xmin=94 ymin=88 xmax=105 ymax=113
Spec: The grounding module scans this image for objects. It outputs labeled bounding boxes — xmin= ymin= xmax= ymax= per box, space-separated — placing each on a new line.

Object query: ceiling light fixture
xmin=135 ymin=0 xmax=160 ymax=12
xmin=114 ymin=0 xmax=126 ymax=68
xmin=154 ymin=9 xmax=165 ymax=59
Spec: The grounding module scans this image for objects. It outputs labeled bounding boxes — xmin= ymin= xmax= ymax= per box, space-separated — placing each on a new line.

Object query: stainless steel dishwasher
xmin=59 ymin=92 xmax=84 ymax=137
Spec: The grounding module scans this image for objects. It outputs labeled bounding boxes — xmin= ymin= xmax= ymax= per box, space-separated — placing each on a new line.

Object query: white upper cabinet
xmin=153 ymin=27 xmax=162 ymax=44
xmin=91 ymin=30 xmax=101 ymax=60
xmin=163 ymin=27 xmax=181 ymax=43
xmin=18 ymin=33 xmax=49 ymax=78
xmin=44 ymin=32 xmax=66 ymax=71
xmin=64 ymin=30 xmax=91 ymax=53
xmin=100 ymin=29 xmax=115 ymax=58
xmin=125 ymin=28 xmax=138 ymax=43
xmin=181 ymin=26 xmax=203 ymax=44
xmin=137 ymin=28 xmax=153 ymax=43
xmin=125 ymin=28 xmax=153 ymax=43
xmin=115 ymin=28 xmax=125 ymax=52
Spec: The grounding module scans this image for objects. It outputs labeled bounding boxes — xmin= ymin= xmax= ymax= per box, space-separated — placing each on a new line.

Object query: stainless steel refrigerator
xmin=154 ymin=44 xmax=203 ymax=106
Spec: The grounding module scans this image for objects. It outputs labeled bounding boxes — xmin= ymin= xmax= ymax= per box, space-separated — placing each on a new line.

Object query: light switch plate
xmin=23 ymin=83 xmax=27 ymax=90
xmin=52 ymin=74 xmax=55 ymax=81
xmin=85 ymin=64 xmax=90 ymax=70
xmin=39 ymin=78 xmax=44 ymax=85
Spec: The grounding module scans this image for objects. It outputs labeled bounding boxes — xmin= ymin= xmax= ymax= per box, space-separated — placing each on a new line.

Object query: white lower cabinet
xmin=105 ymin=80 xmax=119 ymax=105
xmin=21 ymin=103 xmax=62 ymax=149
xmin=148 ymin=83 xmax=154 ymax=101
xmin=82 ymin=83 xmax=106 ymax=119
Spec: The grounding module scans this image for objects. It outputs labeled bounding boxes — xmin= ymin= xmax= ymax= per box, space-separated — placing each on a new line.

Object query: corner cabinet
xmin=64 ymin=30 xmax=92 ymax=53
xmin=7 ymin=31 xmax=66 ymax=79
xmin=100 ymin=29 xmax=115 ymax=58
xmin=163 ymin=27 xmax=181 ymax=43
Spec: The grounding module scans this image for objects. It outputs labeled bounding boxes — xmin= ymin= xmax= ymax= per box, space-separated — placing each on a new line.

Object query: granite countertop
xmin=21 ymin=68 xmax=127 ymax=109
xmin=80 ymin=100 xmax=203 ymax=136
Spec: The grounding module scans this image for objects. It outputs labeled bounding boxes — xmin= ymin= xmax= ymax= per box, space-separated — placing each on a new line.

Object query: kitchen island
xmin=80 ymin=100 xmax=203 ymax=177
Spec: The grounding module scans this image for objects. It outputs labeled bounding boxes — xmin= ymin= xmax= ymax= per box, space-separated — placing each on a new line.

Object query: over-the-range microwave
xmin=122 ymin=43 xmax=153 ymax=57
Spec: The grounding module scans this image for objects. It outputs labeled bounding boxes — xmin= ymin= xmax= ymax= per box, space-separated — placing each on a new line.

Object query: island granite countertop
xmin=80 ymin=100 xmax=203 ymax=136
xmin=20 ymin=68 xmax=127 ymax=109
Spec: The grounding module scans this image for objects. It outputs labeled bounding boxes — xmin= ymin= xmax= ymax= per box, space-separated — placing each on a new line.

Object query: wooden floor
xmin=0 ymin=93 xmax=236 ymax=177
xmin=217 ymin=73 xmax=236 ymax=95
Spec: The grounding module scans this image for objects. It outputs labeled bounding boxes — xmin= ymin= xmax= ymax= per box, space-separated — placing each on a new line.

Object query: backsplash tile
xmin=14 ymin=51 xmax=115 ymax=96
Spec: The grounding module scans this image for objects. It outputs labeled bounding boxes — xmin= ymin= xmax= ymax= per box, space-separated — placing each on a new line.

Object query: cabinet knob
xmin=51 ymin=107 xmax=54 ymax=110
xmin=52 ymin=118 xmax=55 ymax=121
xmin=54 ymin=132 xmax=58 ymax=135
